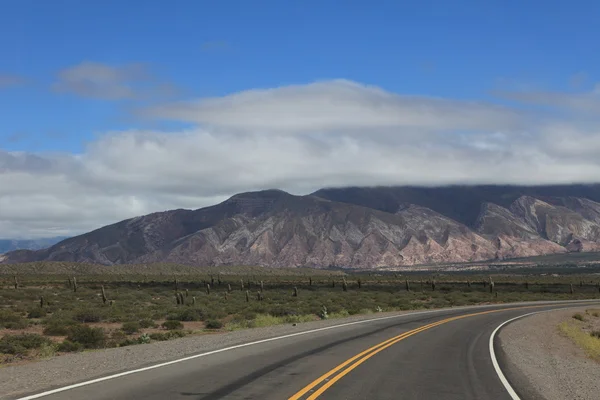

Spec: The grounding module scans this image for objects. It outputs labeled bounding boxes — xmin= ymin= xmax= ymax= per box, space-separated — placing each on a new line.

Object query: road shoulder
xmin=498 ymin=307 xmax=600 ymax=400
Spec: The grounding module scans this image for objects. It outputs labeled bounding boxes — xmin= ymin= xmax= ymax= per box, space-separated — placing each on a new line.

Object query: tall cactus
xmin=101 ymin=285 xmax=107 ymax=304
xmin=72 ymin=277 xmax=78 ymax=293
xmin=13 ymin=275 xmax=18 ymax=290
xmin=405 ymin=279 xmax=410 ymax=292
xmin=293 ymin=287 xmax=298 ymax=297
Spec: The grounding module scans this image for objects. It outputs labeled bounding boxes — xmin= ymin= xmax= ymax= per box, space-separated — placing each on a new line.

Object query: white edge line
xmin=489 ymin=303 xmax=599 ymax=400
xmin=16 ymin=300 xmax=599 ymax=400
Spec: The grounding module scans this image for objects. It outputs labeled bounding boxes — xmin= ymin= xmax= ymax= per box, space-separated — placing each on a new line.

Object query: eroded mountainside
xmin=4 ymin=185 xmax=600 ymax=268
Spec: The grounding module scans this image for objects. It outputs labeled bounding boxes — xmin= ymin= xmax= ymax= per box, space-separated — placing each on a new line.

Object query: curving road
xmin=15 ymin=301 xmax=599 ymax=400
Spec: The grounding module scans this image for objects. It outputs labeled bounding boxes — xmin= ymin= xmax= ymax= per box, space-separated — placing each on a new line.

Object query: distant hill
xmin=3 ymin=185 xmax=600 ymax=269
xmin=0 ymin=237 xmax=69 ymax=254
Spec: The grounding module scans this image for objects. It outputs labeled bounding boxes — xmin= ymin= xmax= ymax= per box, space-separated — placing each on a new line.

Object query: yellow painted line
xmin=287 ymin=319 xmax=445 ymax=400
xmin=290 ymin=305 xmax=548 ymax=400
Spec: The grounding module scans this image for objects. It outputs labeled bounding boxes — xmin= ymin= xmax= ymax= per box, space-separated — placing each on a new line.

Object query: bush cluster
xmin=204 ymin=320 xmax=223 ymax=329
xmin=66 ymin=325 xmax=106 ymax=349
xmin=121 ymin=321 xmax=140 ymax=335
xmin=0 ymin=310 xmax=28 ymax=330
xmin=573 ymin=313 xmax=586 ymax=321
xmin=162 ymin=320 xmax=184 ymax=330
xmin=0 ymin=334 xmax=52 ymax=355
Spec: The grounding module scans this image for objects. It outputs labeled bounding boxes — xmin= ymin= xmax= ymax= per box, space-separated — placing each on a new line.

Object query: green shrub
xmin=269 ymin=307 xmax=298 ymax=318
xmin=73 ymin=308 xmax=103 ymax=323
xmin=118 ymin=338 xmax=138 ymax=347
xmin=121 ymin=321 xmax=140 ymax=335
xmin=138 ymin=333 xmax=151 ymax=344
xmin=205 ymin=320 xmax=223 ymax=329
xmin=43 ymin=319 xmax=78 ymax=336
xmin=148 ymin=332 xmax=169 ymax=341
xmin=573 ymin=313 xmax=586 ymax=321
xmin=57 ymin=340 xmax=83 ymax=352
xmin=0 ymin=334 xmax=52 ymax=355
xmin=162 ymin=320 xmax=184 ymax=330
xmin=0 ymin=310 xmax=22 ymax=324
xmin=149 ymin=330 xmax=186 ymax=341
xmin=0 ymin=310 xmax=28 ymax=329
xmin=139 ymin=318 xmax=156 ymax=329
xmin=38 ymin=342 xmax=57 ymax=358
xmin=239 ymin=310 xmax=257 ymax=321
xmin=67 ymin=325 xmax=106 ymax=348
xmin=27 ymin=308 xmax=47 ymax=319
xmin=110 ymin=330 xmax=127 ymax=342
xmin=167 ymin=308 xmax=203 ymax=322
xmin=4 ymin=320 xmax=29 ymax=330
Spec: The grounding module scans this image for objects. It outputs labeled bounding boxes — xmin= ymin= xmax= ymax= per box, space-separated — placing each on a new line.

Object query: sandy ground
xmin=499 ymin=307 xmax=600 ymax=400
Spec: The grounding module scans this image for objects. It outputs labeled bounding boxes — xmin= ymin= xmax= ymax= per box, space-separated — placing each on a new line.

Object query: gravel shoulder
xmin=498 ymin=307 xmax=600 ymax=400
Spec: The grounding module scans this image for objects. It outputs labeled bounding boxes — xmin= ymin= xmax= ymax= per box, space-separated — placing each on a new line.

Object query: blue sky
xmin=2 ymin=1 xmax=600 ymax=238
xmin=2 ymin=0 xmax=599 ymax=153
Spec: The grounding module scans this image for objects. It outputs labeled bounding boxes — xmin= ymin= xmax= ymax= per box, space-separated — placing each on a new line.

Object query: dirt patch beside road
xmin=499 ymin=307 xmax=600 ymax=400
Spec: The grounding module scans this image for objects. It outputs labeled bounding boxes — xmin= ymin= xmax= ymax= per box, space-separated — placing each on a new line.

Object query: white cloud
xmin=144 ymin=80 xmax=525 ymax=132
xmin=3 ymin=80 xmax=600 ymax=238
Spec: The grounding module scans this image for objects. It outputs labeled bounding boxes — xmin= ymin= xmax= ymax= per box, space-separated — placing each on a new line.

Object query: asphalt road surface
xmin=15 ymin=301 xmax=599 ymax=400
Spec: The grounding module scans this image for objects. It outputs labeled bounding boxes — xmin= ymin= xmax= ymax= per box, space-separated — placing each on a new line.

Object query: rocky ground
xmin=499 ymin=307 xmax=600 ymax=400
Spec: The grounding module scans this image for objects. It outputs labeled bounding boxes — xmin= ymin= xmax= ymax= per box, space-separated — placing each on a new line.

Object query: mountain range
xmin=3 ymin=185 xmax=600 ymax=269
xmin=0 ymin=237 xmax=69 ymax=254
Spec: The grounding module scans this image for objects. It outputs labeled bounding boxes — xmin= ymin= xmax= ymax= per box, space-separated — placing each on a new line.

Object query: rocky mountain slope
xmin=4 ymin=185 xmax=600 ymax=268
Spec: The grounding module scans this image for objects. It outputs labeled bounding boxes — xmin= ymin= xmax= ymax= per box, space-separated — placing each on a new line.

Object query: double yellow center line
xmin=288 ymin=305 xmax=546 ymax=400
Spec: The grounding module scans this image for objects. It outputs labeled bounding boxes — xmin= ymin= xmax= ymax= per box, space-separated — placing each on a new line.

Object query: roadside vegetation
xmin=1 ymin=262 xmax=599 ymax=365
xmin=559 ymin=308 xmax=600 ymax=361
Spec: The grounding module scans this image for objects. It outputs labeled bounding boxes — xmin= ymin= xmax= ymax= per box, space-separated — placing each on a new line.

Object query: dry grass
xmin=558 ymin=321 xmax=600 ymax=361
xmin=586 ymin=308 xmax=600 ymax=318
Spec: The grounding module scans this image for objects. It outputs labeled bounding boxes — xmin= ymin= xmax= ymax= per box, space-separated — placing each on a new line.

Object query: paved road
xmin=16 ymin=301 xmax=599 ymax=400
